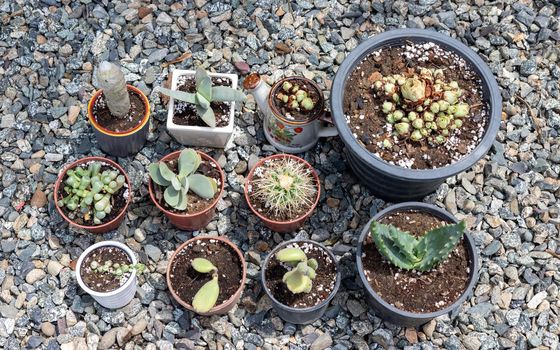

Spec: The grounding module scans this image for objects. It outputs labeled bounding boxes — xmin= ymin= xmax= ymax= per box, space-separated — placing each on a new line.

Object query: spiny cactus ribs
xmin=148 ymin=149 xmax=218 ymax=211
xmin=276 ymin=247 xmax=318 ymax=294
xmin=275 ymin=81 xmax=315 ymax=112
xmin=58 ymin=162 xmax=126 ymax=225
xmin=191 ymin=258 xmax=219 ymax=313
xmin=369 ymin=220 xmax=466 ymax=271
xmin=372 ymin=67 xmax=471 ymax=147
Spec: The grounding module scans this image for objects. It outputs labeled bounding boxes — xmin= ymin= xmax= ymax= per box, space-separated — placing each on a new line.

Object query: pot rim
xmin=88 ymin=84 xmax=151 ymax=137
xmin=267 ymin=76 xmax=325 ymax=125
xmin=75 ymin=241 xmax=138 ymax=298
xmin=261 ymin=239 xmax=341 ymax=312
xmin=53 ymin=156 xmax=132 ymax=231
xmin=148 ymin=150 xmax=225 ymax=219
xmin=244 ymin=154 xmax=321 ymax=227
xmin=356 ymin=202 xmax=480 ymax=319
xmin=166 ymin=235 xmax=247 ymax=315
xmin=330 ymin=28 xmax=502 ymax=181
xmin=166 ymin=69 xmax=237 ymax=132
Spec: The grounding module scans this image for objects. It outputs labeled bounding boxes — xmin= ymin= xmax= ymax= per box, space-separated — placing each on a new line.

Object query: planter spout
xmin=243 ymin=73 xmax=272 ymax=117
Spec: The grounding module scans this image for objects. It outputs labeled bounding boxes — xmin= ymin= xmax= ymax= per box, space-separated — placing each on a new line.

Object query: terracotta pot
xmin=244 ymin=154 xmax=321 ymax=232
xmin=166 ymin=235 xmax=247 ymax=315
xmin=148 ymin=151 xmax=225 ymax=231
xmin=88 ymin=84 xmax=151 ymax=157
xmin=54 ymin=157 xmax=132 ymax=234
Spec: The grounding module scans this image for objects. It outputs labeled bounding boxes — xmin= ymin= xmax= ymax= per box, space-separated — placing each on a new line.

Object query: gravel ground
xmin=1 ymin=0 xmax=559 ymax=349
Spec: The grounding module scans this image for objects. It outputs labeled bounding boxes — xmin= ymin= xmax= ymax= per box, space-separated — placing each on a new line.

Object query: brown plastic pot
xmin=148 ymin=150 xmax=225 ymax=231
xmin=53 ymin=156 xmax=132 ymax=234
xmin=244 ymin=154 xmax=321 ymax=232
xmin=88 ymin=84 xmax=151 ymax=157
xmin=166 ymin=235 xmax=247 ymax=315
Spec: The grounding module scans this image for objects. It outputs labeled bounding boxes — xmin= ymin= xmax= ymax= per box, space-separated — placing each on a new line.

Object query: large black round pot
xmin=262 ymin=240 xmax=341 ymax=324
xmin=330 ymin=29 xmax=502 ymax=201
xmin=356 ymin=202 xmax=479 ymax=327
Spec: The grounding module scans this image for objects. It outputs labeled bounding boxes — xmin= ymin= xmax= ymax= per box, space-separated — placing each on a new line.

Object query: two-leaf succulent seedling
xmin=191 ymin=258 xmax=219 ymax=313
xmin=58 ymin=162 xmax=126 ymax=225
xmin=148 ymin=149 xmax=218 ymax=210
xmin=370 ymin=220 xmax=466 ymax=271
xmin=276 ymin=247 xmax=318 ymax=294
xmin=156 ymin=67 xmax=246 ymax=128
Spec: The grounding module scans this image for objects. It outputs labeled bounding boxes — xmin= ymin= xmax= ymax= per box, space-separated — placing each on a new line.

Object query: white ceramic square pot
xmin=166 ymin=70 xmax=238 ymax=148
xmin=76 ymin=241 xmax=138 ymax=309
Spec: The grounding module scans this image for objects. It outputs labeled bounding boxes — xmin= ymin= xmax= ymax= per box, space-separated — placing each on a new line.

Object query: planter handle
xmin=318 ymin=111 xmax=338 ymax=138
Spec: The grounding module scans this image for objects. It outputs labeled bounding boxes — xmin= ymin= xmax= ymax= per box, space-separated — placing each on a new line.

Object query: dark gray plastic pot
xmin=356 ymin=202 xmax=479 ymax=327
xmin=330 ymin=29 xmax=502 ymax=201
xmin=262 ymin=240 xmax=341 ymax=324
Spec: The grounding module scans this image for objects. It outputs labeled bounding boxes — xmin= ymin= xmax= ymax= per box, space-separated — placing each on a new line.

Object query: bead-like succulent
xmin=57 ymin=162 xmax=126 ymax=225
xmin=276 ymin=247 xmax=318 ymax=294
xmin=275 ymin=81 xmax=315 ymax=112
xmin=191 ymin=258 xmax=219 ymax=313
xmin=249 ymin=157 xmax=317 ymax=219
xmin=369 ymin=220 xmax=466 ymax=271
xmin=89 ymin=261 xmax=146 ymax=276
xmin=148 ymin=149 xmax=218 ymax=211
xmin=156 ymin=67 xmax=245 ymax=127
xmin=373 ymin=67 xmax=471 ymax=146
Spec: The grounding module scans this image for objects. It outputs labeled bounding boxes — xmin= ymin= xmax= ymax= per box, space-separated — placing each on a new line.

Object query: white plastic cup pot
xmin=76 ymin=241 xmax=138 ymax=309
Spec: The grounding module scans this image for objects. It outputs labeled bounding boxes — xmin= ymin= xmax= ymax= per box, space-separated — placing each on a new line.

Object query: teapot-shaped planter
xmin=243 ymin=73 xmax=338 ymax=153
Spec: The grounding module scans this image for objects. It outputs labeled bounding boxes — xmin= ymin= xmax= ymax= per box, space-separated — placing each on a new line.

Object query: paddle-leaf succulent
xmin=276 ymin=247 xmax=318 ymax=294
xmin=191 ymin=257 xmax=219 ymax=313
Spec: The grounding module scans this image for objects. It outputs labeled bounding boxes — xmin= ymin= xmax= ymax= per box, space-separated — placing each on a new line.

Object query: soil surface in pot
xmin=57 ymin=164 xmax=128 ymax=226
xmin=265 ymin=241 xmax=337 ymax=308
xmin=92 ymin=89 xmax=146 ymax=133
xmin=81 ymin=246 xmax=133 ymax=293
xmin=169 ymin=238 xmax=242 ymax=308
xmin=362 ymin=210 xmax=470 ymax=313
xmin=343 ymin=42 xmax=489 ymax=169
xmin=247 ymin=157 xmax=318 ymax=222
xmin=173 ymin=75 xmax=231 ymax=127
xmin=152 ymin=157 xmax=221 ymax=214
xmin=271 ymin=78 xmax=323 ymax=122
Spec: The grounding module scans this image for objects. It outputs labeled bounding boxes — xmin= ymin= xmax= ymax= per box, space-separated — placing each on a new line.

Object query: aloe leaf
xmin=156 ymin=87 xmax=196 ymax=104
xmin=415 ymin=221 xmax=466 ymax=271
xmin=370 ymin=221 xmax=417 ymax=270
xmin=171 ymin=177 xmax=181 ymax=191
xmin=195 ymin=68 xmax=212 ymax=101
xmin=378 ymin=222 xmax=421 ymax=263
xmin=178 ymin=149 xmax=199 ymax=177
xmin=192 ymin=276 xmax=219 ymax=313
xmin=196 ymin=105 xmax=216 ymax=128
xmin=211 ymin=86 xmax=246 ymax=102
xmin=159 ymin=162 xmax=176 ymax=182
xmin=188 ymin=174 xmax=216 ymax=199
xmin=191 ymin=258 xmax=217 ymax=273
xmin=276 ymin=247 xmax=306 ymax=263
xmin=163 ymin=186 xmax=180 ymax=207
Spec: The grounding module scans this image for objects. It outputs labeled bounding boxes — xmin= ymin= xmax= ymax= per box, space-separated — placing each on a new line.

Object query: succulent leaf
xmin=156 ymin=87 xmax=197 ymax=104
xmin=276 ymin=247 xmax=307 ymax=263
xmin=307 ymin=258 xmax=318 ymax=270
xmin=171 ymin=177 xmax=181 ymax=191
xmin=195 ymin=67 xmax=213 ymax=101
xmin=163 ymin=186 xmax=181 ymax=207
xmin=196 ymin=105 xmax=216 ymax=128
xmin=188 ymin=174 xmax=217 ymax=199
xmin=175 ymin=189 xmax=188 ymax=211
xmin=192 ymin=276 xmax=219 ymax=313
xmin=178 ymin=149 xmax=199 ymax=177
xmin=195 ymin=92 xmax=210 ymax=110
xmin=370 ymin=221 xmax=417 ymax=270
xmin=282 ymin=269 xmax=313 ymax=294
xmin=211 ymin=86 xmax=246 ymax=102
xmin=159 ymin=163 xmax=176 ymax=182
xmin=191 ymin=258 xmax=217 ymax=273
xmin=414 ymin=221 xmax=465 ymax=271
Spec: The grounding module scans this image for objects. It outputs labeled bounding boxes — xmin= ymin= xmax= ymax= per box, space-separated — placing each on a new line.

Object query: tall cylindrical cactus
xmin=97 ymin=61 xmax=131 ymax=118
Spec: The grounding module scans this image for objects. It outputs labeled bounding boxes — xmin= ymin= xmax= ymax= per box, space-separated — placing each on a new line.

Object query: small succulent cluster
xmin=157 ymin=67 xmax=245 ymax=127
xmin=370 ymin=220 xmax=466 ymax=271
xmin=250 ymin=158 xmax=316 ymax=219
xmin=58 ymin=162 xmax=126 ymax=225
xmin=149 ymin=149 xmax=218 ymax=211
xmin=89 ymin=260 xmax=146 ymax=276
xmin=191 ymin=258 xmax=219 ymax=313
xmin=275 ymin=81 xmax=315 ymax=112
xmin=276 ymin=247 xmax=318 ymax=294
xmin=372 ymin=68 xmax=470 ymax=146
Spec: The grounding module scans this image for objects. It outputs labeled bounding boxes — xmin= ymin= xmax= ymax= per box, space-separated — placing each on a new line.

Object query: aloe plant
xmin=148 ymin=149 xmax=218 ymax=211
xmin=156 ymin=67 xmax=245 ymax=127
xmin=276 ymin=247 xmax=318 ymax=294
xmin=96 ymin=61 xmax=131 ymax=118
xmin=370 ymin=220 xmax=466 ymax=271
xmin=57 ymin=162 xmax=126 ymax=225
xmin=191 ymin=258 xmax=219 ymax=313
